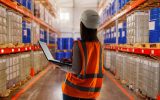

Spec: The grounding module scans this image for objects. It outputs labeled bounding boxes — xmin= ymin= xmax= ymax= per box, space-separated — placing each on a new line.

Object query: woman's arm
xmin=58 ymin=42 xmax=82 ymax=74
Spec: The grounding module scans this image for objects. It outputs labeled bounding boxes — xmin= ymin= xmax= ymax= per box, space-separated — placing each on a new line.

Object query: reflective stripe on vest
xmin=65 ymin=41 xmax=103 ymax=93
xmin=65 ymin=79 xmax=101 ymax=92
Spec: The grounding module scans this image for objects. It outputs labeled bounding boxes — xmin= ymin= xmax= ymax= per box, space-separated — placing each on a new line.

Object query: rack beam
xmin=105 ymin=45 xmax=160 ymax=57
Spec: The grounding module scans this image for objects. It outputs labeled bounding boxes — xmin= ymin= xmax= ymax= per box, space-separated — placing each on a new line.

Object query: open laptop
xmin=39 ymin=41 xmax=72 ymax=67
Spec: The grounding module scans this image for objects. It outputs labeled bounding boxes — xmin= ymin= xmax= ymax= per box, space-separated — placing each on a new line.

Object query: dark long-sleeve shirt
xmin=59 ymin=42 xmax=82 ymax=74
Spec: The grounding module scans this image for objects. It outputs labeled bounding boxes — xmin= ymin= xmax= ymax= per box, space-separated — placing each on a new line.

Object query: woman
xmin=60 ymin=10 xmax=104 ymax=100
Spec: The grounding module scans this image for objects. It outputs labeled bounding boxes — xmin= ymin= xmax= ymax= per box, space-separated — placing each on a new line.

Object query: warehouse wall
xmin=59 ymin=7 xmax=74 ymax=32
xmin=58 ymin=7 xmax=97 ymax=38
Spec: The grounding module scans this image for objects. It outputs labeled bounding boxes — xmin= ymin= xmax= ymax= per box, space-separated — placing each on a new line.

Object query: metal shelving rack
xmin=99 ymin=0 xmax=160 ymax=99
xmin=35 ymin=0 xmax=57 ymax=17
xmin=105 ymin=45 xmax=160 ymax=57
xmin=0 ymin=0 xmax=59 ymax=55
xmin=98 ymin=0 xmax=160 ymax=57
xmin=98 ymin=0 xmax=146 ymax=31
xmin=0 ymin=0 xmax=60 ymax=33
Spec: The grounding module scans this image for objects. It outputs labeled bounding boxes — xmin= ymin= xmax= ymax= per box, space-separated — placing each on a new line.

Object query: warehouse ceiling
xmin=56 ymin=0 xmax=99 ymax=8
xmin=55 ymin=0 xmax=99 ymax=35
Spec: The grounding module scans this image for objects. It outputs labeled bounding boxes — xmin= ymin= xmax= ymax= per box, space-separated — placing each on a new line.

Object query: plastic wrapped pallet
xmin=31 ymin=51 xmax=41 ymax=74
xmin=104 ymin=50 xmax=111 ymax=70
xmin=6 ymin=55 xmax=20 ymax=88
xmin=0 ymin=6 xmax=7 ymax=45
xmin=105 ymin=50 xmax=160 ymax=99
xmin=147 ymin=60 xmax=160 ymax=99
xmin=110 ymin=51 xmax=116 ymax=74
xmin=31 ymin=22 xmax=40 ymax=44
xmin=44 ymin=8 xmax=49 ymax=24
xmin=0 ymin=57 xmax=7 ymax=95
xmin=31 ymin=51 xmax=48 ymax=74
xmin=19 ymin=53 xmax=31 ymax=81
xmin=34 ymin=1 xmax=40 ymax=18
xmin=127 ymin=11 xmax=149 ymax=43
xmin=34 ymin=2 xmax=45 ymax=21
xmin=115 ymin=53 xmax=127 ymax=80
xmin=7 ymin=11 xmax=22 ymax=44
xmin=40 ymin=51 xmax=48 ymax=69
xmin=40 ymin=3 xmax=45 ymax=21
xmin=128 ymin=55 xmax=139 ymax=88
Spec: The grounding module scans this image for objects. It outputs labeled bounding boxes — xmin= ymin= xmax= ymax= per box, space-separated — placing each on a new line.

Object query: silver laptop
xmin=39 ymin=41 xmax=72 ymax=67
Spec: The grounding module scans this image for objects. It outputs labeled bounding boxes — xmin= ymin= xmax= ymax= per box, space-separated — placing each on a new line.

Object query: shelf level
xmin=0 ymin=0 xmax=59 ymax=33
xmin=36 ymin=0 xmax=57 ymax=17
xmin=98 ymin=0 xmax=106 ymax=12
xmin=98 ymin=0 xmax=146 ymax=31
xmin=0 ymin=44 xmax=56 ymax=55
xmin=105 ymin=45 xmax=160 ymax=57
xmin=0 ymin=46 xmax=38 ymax=55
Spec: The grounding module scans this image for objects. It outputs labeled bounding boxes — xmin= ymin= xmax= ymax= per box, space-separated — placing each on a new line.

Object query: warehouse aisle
xmin=8 ymin=67 xmax=141 ymax=100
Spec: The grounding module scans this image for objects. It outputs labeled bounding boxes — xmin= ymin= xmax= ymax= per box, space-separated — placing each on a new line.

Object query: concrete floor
xmin=1 ymin=67 xmax=143 ymax=100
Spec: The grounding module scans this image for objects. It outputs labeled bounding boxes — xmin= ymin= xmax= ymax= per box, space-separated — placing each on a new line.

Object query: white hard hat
xmin=81 ymin=10 xmax=100 ymax=29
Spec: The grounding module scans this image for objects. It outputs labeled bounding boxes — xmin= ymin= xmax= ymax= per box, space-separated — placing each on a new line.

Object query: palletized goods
xmin=0 ymin=57 xmax=7 ymax=95
xmin=127 ymin=11 xmax=149 ymax=43
xmin=6 ymin=55 xmax=20 ymax=88
xmin=0 ymin=6 xmax=7 ymax=45
xmin=7 ymin=11 xmax=22 ymax=44
xmin=104 ymin=50 xmax=160 ymax=99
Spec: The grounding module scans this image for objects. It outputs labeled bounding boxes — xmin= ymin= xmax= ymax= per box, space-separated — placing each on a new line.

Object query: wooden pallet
xmin=0 ymin=43 xmax=29 ymax=48
xmin=133 ymin=43 xmax=160 ymax=48
xmin=111 ymin=43 xmax=160 ymax=49
xmin=23 ymin=17 xmax=32 ymax=23
xmin=0 ymin=43 xmax=16 ymax=48
xmin=0 ymin=89 xmax=11 ymax=98
xmin=137 ymin=0 xmax=160 ymax=10
xmin=11 ymin=0 xmax=32 ymax=14
xmin=11 ymin=0 xmax=19 ymax=5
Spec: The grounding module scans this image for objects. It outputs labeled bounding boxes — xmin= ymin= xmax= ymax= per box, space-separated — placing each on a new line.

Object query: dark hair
xmin=80 ymin=22 xmax=99 ymax=42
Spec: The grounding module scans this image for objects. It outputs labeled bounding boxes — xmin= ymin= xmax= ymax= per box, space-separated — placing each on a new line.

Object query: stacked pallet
xmin=31 ymin=22 xmax=40 ymax=44
xmin=7 ymin=11 xmax=22 ymax=44
xmin=0 ymin=6 xmax=7 ymax=45
xmin=104 ymin=51 xmax=111 ymax=70
xmin=32 ymin=51 xmax=48 ymax=74
xmin=127 ymin=11 xmax=149 ymax=43
xmin=19 ymin=52 xmax=31 ymax=81
xmin=6 ymin=55 xmax=20 ymax=89
xmin=104 ymin=50 xmax=160 ymax=99
xmin=0 ymin=57 xmax=7 ymax=96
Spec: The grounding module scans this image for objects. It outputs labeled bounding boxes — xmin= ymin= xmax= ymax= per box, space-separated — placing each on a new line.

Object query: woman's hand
xmin=60 ymin=58 xmax=72 ymax=63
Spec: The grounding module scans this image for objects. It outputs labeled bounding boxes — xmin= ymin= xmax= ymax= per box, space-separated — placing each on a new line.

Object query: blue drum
xmin=64 ymin=52 xmax=72 ymax=59
xmin=57 ymin=38 xmax=65 ymax=50
xmin=55 ymin=52 xmax=64 ymax=60
xmin=64 ymin=38 xmax=74 ymax=50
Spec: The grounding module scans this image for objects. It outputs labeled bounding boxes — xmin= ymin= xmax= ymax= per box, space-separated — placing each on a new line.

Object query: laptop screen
xmin=39 ymin=41 xmax=54 ymax=61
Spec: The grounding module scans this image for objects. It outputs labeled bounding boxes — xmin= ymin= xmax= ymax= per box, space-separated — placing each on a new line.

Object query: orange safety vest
xmin=62 ymin=40 xmax=104 ymax=99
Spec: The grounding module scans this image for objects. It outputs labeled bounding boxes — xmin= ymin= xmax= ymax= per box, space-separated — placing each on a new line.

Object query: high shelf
xmin=100 ymin=0 xmax=160 ymax=99
xmin=0 ymin=46 xmax=39 ymax=55
xmin=35 ymin=0 xmax=57 ymax=17
xmin=99 ymin=0 xmax=160 ymax=56
xmin=105 ymin=45 xmax=160 ymax=57
xmin=98 ymin=0 xmax=146 ymax=31
xmin=0 ymin=0 xmax=59 ymax=33
xmin=0 ymin=44 xmax=56 ymax=55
